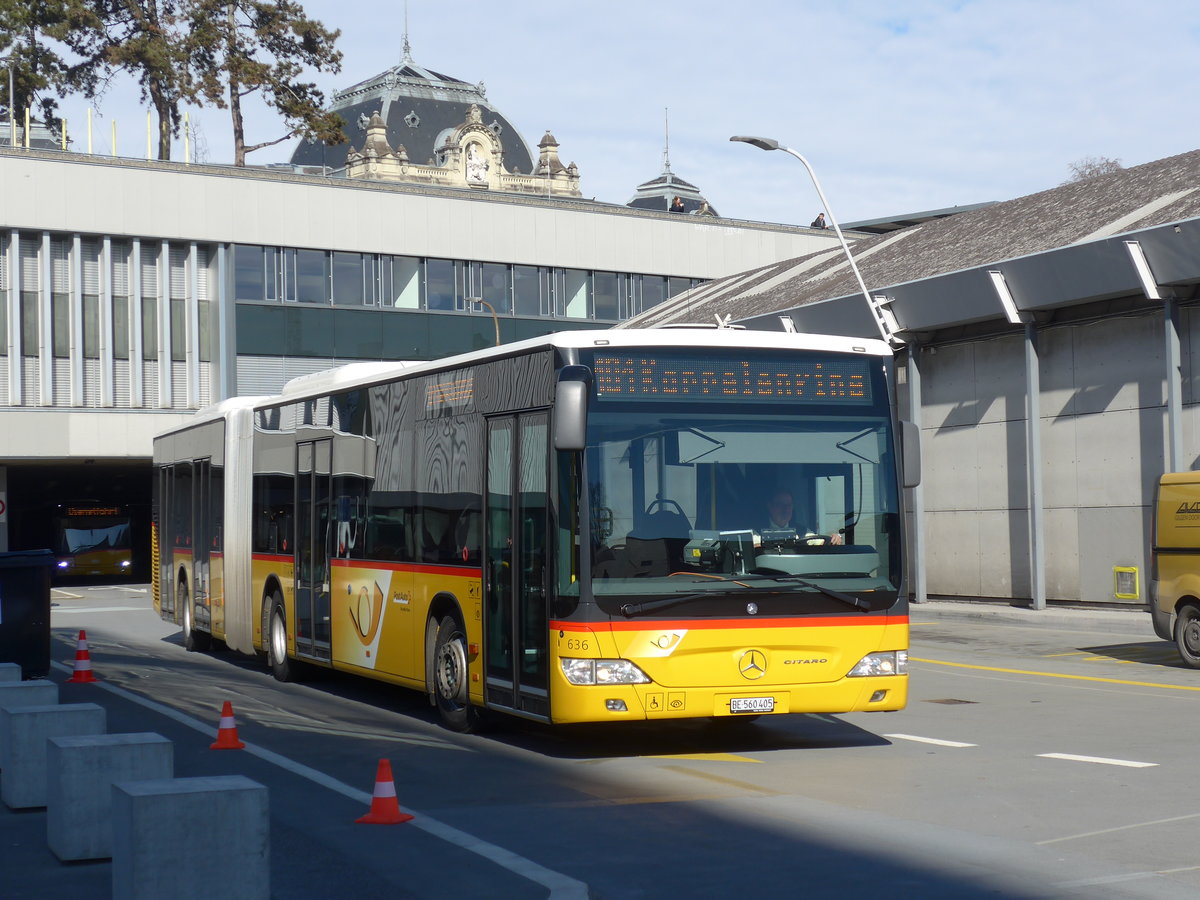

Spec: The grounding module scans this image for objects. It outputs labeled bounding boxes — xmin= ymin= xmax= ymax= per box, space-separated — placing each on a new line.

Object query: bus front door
xmin=296 ymin=439 xmax=332 ymax=661
xmin=485 ymin=413 xmax=550 ymax=719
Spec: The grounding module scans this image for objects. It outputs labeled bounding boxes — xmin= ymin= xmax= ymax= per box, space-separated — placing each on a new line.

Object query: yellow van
xmin=1151 ymin=471 xmax=1200 ymax=666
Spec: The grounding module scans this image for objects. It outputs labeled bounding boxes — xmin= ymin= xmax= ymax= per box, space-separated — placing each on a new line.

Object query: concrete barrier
xmin=0 ymin=703 xmax=106 ymax=808
xmin=0 ymin=681 xmax=60 ymax=768
xmin=47 ymin=732 xmax=173 ymax=861
xmin=112 ymin=775 xmax=269 ymax=900
xmin=0 ymin=662 xmax=21 ymax=682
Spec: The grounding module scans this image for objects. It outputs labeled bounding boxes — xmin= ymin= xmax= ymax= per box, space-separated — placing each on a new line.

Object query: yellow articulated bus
xmin=53 ymin=502 xmax=134 ymax=579
xmin=153 ymin=329 xmax=919 ymax=731
xmin=1150 ymin=471 xmax=1200 ymax=664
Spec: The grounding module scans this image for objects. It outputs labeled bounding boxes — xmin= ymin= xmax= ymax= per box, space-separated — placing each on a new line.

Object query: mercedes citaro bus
xmin=153 ymin=328 xmax=919 ymax=730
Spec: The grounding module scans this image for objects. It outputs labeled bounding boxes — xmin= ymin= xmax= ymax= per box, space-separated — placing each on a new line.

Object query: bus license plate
xmin=730 ymin=697 xmax=774 ymax=714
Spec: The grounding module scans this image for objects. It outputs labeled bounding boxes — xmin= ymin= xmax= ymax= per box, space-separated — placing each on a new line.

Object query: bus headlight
xmin=561 ymin=658 xmax=652 ymax=685
xmin=847 ymin=650 xmax=908 ymax=677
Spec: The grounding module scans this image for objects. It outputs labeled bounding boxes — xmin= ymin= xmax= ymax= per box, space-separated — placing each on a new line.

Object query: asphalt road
xmin=4 ymin=586 xmax=1196 ymax=899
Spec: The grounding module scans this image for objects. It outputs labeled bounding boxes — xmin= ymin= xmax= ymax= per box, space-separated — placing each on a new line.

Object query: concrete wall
xmin=910 ymin=306 xmax=1184 ymax=604
xmin=0 ymin=150 xmax=832 ymax=280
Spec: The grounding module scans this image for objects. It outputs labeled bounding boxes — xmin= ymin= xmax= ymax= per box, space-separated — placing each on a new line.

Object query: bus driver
xmin=762 ymin=489 xmax=843 ymax=545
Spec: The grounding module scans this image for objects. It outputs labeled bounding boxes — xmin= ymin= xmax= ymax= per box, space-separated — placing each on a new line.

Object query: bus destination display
xmin=591 ymin=354 xmax=873 ymax=403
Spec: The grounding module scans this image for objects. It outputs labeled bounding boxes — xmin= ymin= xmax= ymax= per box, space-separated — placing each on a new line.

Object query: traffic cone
xmin=355 ymin=759 xmax=413 ymax=824
xmin=66 ymin=630 xmax=98 ymax=683
xmin=210 ymin=700 xmax=246 ymax=750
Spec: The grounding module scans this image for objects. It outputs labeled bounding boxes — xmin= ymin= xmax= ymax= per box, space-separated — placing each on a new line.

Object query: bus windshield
xmin=565 ymin=407 xmax=901 ymax=605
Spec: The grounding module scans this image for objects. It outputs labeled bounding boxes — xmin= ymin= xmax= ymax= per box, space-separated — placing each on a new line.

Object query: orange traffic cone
xmin=210 ymin=700 xmax=246 ymax=750
xmin=66 ymin=630 xmax=98 ymax=683
xmin=355 ymin=759 xmax=413 ymax=824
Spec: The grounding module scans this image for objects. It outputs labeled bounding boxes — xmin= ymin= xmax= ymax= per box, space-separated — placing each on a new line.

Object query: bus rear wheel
xmin=180 ymin=580 xmax=211 ymax=652
xmin=433 ymin=616 xmax=479 ymax=733
xmin=1175 ymin=603 xmax=1200 ymax=669
xmin=268 ymin=600 xmax=298 ymax=682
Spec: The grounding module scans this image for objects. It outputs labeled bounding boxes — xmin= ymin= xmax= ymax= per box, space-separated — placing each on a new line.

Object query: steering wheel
xmin=646 ymin=498 xmax=686 ymax=517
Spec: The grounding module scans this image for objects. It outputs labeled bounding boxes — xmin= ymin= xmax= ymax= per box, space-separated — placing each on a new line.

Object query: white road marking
xmin=49 ymin=660 xmax=589 ymax=898
xmin=883 ymin=733 xmax=977 ymax=748
xmin=1037 ymin=752 xmax=1157 ymax=768
xmin=51 ymin=589 xmax=84 ymax=599
xmin=1038 ymin=812 xmax=1200 ymax=845
xmin=53 ymin=606 xmax=146 ymax=614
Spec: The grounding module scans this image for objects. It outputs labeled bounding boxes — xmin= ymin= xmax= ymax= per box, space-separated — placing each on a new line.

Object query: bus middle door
xmin=296 ymin=439 xmax=333 ymax=662
xmin=484 ymin=413 xmax=550 ymax=719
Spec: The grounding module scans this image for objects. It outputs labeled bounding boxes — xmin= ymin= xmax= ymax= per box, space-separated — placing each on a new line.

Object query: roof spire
xmin=402 ymin=1 xmax=413 ymax=63
xmin=662 ymin=107 xmax=672 ymax=175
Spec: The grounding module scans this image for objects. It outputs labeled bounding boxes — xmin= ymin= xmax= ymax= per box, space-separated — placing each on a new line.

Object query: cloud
xmin=38 ymin=0 xmax=1200 ymax=226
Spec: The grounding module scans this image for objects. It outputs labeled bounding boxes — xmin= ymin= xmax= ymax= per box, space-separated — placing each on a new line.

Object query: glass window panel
xmin=52 ymin=293 xmax=70 ymax=357
xmin=668 ymin=276 xmax=691 ymax=299
xmin=593 ymin=271 xmax=618 ymax=320
xmin=332 ymin=251 xmax=364 ymax=306
xmin=21 ymin=293 xmax=37 ymax=357
xmin=113 ymin=294 xmax=130 ymax=360
xmin=562 ymin=268 xmax=588 ymax=319
xmin=513 ymin=265 xmax=539 ymax=316
xmin=83 ymin=294 xmax=99 ymax=358
xmin=142 ymin=297 xmax=158 ymax=360
xmin=390 ymin=256 xmax=420 ymax=308
xmin=425 ymin=258 xmax=455 ymax=311
xmin=479 ymin=262 xmax=511 ymax=314
xmin=170 ymin=297 xmax=186 ymax=361
xmin=640 ymin=275 xmax=667 ymax=314
xmin=198 ymin=299 xmax=211 ymax=362
xmin=233 ymin=244 xmax=266 ymax=301
xmin=295 ymin=249 xmax=328 ymax=303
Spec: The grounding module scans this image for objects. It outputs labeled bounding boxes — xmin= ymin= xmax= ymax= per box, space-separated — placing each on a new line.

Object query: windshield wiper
xmin=620 ymin=592 xmax=712 ymax=618
xmin=729 ymin=573 xmax=872 ymax=612
xmin=618 ymin=575 xmax=871 ymax=617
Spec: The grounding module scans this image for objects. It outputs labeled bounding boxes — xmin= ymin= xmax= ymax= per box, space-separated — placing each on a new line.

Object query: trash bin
xmin=0 ymin=549 xmax=55 ymax=678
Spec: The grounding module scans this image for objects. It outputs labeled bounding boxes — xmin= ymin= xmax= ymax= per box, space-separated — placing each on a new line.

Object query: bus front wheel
xmin=433 ymin=616 xmax=479 ymax=733
xmin=180 ymin=581 xmax=211 ymax=652
xmin=1175 ymin=603 xmax=1200 ymax=669
xmin=269 ymin=600 xmax=298 ymax=682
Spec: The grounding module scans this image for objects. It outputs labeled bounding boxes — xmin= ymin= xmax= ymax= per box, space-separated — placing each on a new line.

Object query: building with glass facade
xmin=0 ymin=145 xmax=837 ymax=572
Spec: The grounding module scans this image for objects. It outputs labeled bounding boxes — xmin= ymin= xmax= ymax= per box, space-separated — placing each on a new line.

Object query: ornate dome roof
xmin=290 ymin=43 xmax=535 ymax=176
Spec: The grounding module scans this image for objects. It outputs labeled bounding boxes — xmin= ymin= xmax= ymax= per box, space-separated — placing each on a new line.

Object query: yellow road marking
xmin=645 ymin=753 xmax=761 ymax=763
xmin=910 ymin=657 xmax=1200 ymax=692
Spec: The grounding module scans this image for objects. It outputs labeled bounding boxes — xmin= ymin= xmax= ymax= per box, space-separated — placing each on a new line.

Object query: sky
xmin=31 ymin=0 xmax=1200 ymax=227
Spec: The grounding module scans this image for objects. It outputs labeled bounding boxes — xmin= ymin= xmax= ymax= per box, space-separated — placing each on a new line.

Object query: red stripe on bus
xmin=550 ymin=615 xmax=908 ymax=632
xmin=329 ymin=558 xmax=480 ymax=579
xmin=251 ymin=553 xmax=292 ymax=564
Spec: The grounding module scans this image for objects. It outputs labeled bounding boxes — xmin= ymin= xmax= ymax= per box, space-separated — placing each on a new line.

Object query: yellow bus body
xmin=215 ymin=553 xmax=906 ymax=722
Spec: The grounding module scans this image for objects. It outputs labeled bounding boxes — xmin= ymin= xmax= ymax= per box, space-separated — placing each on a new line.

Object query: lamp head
xmin=730 ymin=135 xmax=781 ymax=152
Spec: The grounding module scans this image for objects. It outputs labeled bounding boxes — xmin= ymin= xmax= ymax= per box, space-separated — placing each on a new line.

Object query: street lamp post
xmin=468 ymin=297 xmax=500 ymax=347
xmin=730 ymin=135 xmax=900 ymax=345
xmin=4 ymin=56 xmax=14 ymax=149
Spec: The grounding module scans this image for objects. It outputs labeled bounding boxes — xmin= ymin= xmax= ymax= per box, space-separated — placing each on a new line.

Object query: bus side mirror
xmin=554 ymin=380 xmax=588 ymax=451
xmin=901 ymin=420 xmax=921 ymax=489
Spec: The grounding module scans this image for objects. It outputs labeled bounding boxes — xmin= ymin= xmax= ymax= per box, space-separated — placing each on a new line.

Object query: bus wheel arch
xmin=425 ymin=595 xmax=480 ymax=733
xmin=179 ymin=573 xmax=211 ymax=652
xmin=267 ymin=592 xmax=299 ymax=682
xmin=259 ymin=577 xmax=285 ymax=654
xmin=1174 ymin=599 xmax=1200 ymax=669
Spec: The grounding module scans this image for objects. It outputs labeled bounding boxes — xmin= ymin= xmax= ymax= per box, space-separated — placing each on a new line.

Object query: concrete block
xmin=0 ymin=681 xmax=60 ymax=764
xmin=0 ymin=703 xmax=105 ymax=808
xmin=112 ymin=776 xmax=269 ymax=900
xmin=47 ymin=733 xmax=173 ymax=861
xmin=0 ymin=663 xmax=21 ymax=682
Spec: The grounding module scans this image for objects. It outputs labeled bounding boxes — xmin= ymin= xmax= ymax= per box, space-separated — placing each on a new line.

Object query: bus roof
xmin=166 ymin=327 xmax=892 ymax=431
